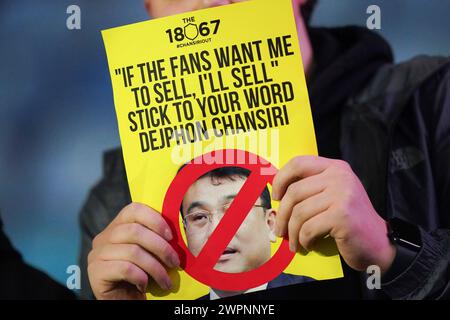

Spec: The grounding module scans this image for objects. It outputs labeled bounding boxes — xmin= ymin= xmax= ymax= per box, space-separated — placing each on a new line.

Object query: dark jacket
xmin=197 ymin=273 xmax=315 ymax=300
xmin=343 ymin=56 xmax=450 ymax=300
xmin=267 ymin=273 xmax=314 ymax=290
xmin=0 ymin=216 xmax=76 ymax=300
xmin=78 ymin=27 xmax=450 ymax=300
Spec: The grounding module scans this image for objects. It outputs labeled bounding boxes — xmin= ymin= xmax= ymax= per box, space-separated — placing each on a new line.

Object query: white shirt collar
xmin=209 ymin=283 xmax=268 ymax=300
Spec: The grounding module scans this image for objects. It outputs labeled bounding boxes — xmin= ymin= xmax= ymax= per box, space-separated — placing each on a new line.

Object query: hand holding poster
xmin=102 ymin=0 xmax=343 ymax=300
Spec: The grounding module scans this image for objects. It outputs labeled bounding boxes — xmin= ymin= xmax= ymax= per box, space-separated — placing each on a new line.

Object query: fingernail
xmin=272 ymin=190 xmax=279 ymax=201
xmin=289 ymin=243 xmax=296 ymax=253
xmin=275 ymin=230 xmax=280 ymax=238
xmin=164 ymin=279 xmax=173 ymax=291
xmin=137 ymin=283 xmax=147 ymax=294
xmin=164 ymin=228 xmax=173 ymax=241
xmin=275 ymin=224 xmax=282 ymax=237
xmin=300 ymin=244 xmax=308 ymax=252
xmin=274 ymin=221 xmax=280 ymax=236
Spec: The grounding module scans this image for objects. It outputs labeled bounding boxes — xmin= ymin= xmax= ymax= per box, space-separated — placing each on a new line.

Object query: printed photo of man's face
xmin=180 ymin=167 xmax=277 ymax=273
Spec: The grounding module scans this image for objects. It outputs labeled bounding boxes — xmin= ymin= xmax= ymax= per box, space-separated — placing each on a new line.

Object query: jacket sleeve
xmin=78 ymin=149 xmax=131 ymax=299
xmin=0 ymin=216 xmax=76 ymax=299
xmin=381 ymin=64 xmax=450 ymax=300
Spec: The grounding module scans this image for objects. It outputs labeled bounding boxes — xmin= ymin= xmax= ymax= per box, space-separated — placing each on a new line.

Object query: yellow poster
xmin=102 ymin=0 xmax=343 ymax=300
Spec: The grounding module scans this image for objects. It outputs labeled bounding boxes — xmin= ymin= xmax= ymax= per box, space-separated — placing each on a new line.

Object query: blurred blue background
xmin=0 ymin=0 xmax=449 ymax=292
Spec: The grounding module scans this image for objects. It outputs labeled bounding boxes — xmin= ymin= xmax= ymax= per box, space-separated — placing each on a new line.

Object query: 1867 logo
xmin=165 ymin=16 xmax=220 ymax=43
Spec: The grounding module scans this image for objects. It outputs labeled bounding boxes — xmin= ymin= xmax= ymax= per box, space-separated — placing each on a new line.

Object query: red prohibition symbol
xmin=162 ymin=149 xmax=295 ymax=291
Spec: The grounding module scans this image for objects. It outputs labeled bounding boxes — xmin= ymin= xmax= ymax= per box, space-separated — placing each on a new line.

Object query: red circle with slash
xmin=162 ymin=149 xmax=295 ymax=291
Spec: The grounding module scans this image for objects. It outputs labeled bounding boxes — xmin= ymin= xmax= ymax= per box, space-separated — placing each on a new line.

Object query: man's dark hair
xmin=178 ymin=165 xmax=272 ymax=215
xmin=301 ymin=0 xmax=318 ymax=25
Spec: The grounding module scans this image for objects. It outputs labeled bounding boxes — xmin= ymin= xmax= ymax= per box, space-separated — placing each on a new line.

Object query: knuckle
xmin=128 ymin=202 xmax=144 ymax=212
xmin=87 ymin=249 xmax=96 ymax=264
xmin=136 ymin=202 xmax=152 ymax=215
xmin=289 ymin=208 xmax=303 ymax=230
xmin=276 ymin=211 xmax=288 ymax=226
xmin=292 ymin=156 xmax=304 ymax=170
xmin=128 ymin=244 xmax=142 ymax=261
xmin=285 ymin=183 xmax=298 ymax=199
xmin=336 ymin=159 xmax=351 ymax=170
xmin=298 ymin=229 xmax=309 ymax=248
xmin=119 ymin=203 xmax=134 ymax=219
xmin=335 ymin=221 xmax=351 ymax=240
xmin=334 ymin=198 xmax=347 ymax=220
xmin=126 ymin=223 xmax=142 ymax=241
xmin=121 ymin=262 xmax=135 ymax=278
xmin=337 ymin=189 xmax=351 ymax=207
xmin=92 ymin=234 xmax=101 ymax=248
xmin=349 ymin=177 xmax=362 ymax=193
xmin=300 ymin=225 xmax=312 ymax=241
xmin=336 ymin=200 xmax=352 ymax=223
xmin=123 ymin=202 xmax=146 ymax=218
xmin=96 ymin=246 xmax=109 ymax=261
xmin=292 ymin=201 xmax=305 ymax=218
xmin=287 ymin=217 xmax=295 ymax=231
xmin=153 ymin=217 xmax=166 ymax=235
xmin=329 ymin=160 xmax=350 ymax=176
xmin=92 ymin=235 xmax=99 ymax=248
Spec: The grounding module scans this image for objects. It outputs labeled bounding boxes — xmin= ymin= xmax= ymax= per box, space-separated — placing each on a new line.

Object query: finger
xmin=109 ymin=223 xmax=180 ymax=269
xmin=298 ymin=210 xmax=334 ymax=251
xmin=275 ymin=174 xmax=327 ymax=237
xmin=115 ymin=202 xmax=173 ymax=241
xmin=95 ymin=243 xmax=173 ymax=291
xmin=93 ymin=203 xmax=173 ymax=250
xmin=287 ymin=192 xmax=332 ymax=252
xmin=88 ymin=260 xmax=148 ymax=297
xmin=272 ymin=156 xmax=332 ymax=201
